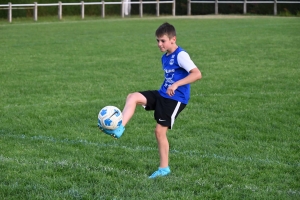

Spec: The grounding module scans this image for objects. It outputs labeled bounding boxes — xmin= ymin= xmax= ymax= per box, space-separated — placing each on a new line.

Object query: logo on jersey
xmin=164 ymin=70 xmax=175 ymax=88
xmin=169 ymin=59 xmax=174 ymax=65
xmin=164 ymin=69 xmax=175 ymax=73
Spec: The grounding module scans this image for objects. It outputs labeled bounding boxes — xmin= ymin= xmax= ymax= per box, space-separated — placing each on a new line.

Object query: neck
xmin=166 ymin=45 xmax=178 ymax=55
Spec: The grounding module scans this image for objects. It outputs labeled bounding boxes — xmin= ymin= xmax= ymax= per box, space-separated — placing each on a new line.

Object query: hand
xmin=166 ymin=84 xmax=178 ymax=97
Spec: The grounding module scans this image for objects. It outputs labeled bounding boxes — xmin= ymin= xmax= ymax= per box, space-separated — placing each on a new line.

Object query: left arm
xmin=167 ymin=67 xmax=202 ymax=97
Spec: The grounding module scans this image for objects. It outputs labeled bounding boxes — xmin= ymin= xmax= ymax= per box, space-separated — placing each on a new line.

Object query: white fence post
xmin=139 ymin=0 xmax=143 ymax=18
xmin=215 ymin=0 xmax=218 ymax=15
xmin=172 ymin=0 xmax=176 ymax=16
xmin=187 ymin=0 xmax=191 ymax=16
xmin=58 ymin=1 xmax=62 ymax=20
xmin=121 ymin=0 xmax=124 ymax=18
xmin=81 ymin=1 xmax=84 ymax=19
xmin=156 ymin=0 xmax=159 ymax=17
xmin=102 ymin=0 xmax=105 ymax=18
xmin=243 ymin=0 xmax=247 ymax=14
xmin=34 ymin=2 xmax=38 ymax=21
xmin=274 ymin=0 xmax=277 ymax=15
xmin=8 ymin=2 xmax=12 ymax=23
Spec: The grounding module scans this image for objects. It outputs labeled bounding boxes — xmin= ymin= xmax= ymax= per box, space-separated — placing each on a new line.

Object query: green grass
xmin=0 ymin=16 xmax=299 ymax=199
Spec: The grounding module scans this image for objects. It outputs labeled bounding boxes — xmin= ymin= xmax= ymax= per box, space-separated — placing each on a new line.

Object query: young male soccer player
xmin=98 ymin=22 xmax=202 ymax=179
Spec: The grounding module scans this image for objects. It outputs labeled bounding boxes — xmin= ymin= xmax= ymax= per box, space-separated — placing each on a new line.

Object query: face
xmin=156 ymin=34 xmax=176 ymax=53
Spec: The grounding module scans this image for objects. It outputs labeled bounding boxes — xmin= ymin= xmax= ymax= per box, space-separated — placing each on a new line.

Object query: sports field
xmin=0 ymin=16 xmax=299 ymax=199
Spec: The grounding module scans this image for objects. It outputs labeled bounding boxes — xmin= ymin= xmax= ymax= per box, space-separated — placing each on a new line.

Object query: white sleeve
xmin=177 ymin=51 xmax=197 ymax=72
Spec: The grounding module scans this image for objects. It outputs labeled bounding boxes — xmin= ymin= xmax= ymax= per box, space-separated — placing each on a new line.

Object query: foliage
xmin=279 ymin=8 xmax=293 ymax=16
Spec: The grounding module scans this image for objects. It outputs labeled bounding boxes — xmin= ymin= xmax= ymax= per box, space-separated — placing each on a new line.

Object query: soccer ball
xmin=98 ymin=106 xmax=122 ymax=130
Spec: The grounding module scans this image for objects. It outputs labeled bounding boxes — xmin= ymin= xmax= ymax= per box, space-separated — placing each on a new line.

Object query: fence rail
xmin=187 ymin=0 xmax=300 ymax=15
xmin=0 ymin=0 xmax=300 ymax=23
xmin=0 ymin=0 xmax=175 ymax=22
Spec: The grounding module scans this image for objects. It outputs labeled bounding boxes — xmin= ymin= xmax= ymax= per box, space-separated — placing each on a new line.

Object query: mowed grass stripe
xmin=1 ymin=131 xmax=298 ymax=167
xmin=1 ymin=90 xmax=298 ymax=110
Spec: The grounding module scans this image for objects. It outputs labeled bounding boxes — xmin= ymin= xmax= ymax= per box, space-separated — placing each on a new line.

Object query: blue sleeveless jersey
xmin=158 ymin=47 xmax=191 ymax=104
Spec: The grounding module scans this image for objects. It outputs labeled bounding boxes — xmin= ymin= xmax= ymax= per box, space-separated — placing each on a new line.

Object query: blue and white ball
xmin=98 ymin=106 xmax=122 ymax=130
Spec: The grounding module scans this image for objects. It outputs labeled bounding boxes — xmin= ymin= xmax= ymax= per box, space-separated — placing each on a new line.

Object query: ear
xmin=171 ymin=36 xmax=176 ymax=44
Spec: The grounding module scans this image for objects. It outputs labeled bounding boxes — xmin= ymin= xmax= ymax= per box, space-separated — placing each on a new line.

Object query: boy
xmin=98 ymin=22 xmax=202 ymax=179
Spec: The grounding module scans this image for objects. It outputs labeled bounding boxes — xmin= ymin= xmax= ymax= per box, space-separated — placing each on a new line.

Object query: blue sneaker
xmin=149 ymin=167 xmax=171 ymax=179
xmin=103 ymin=125 xmax=125 ymax=139
xmin=98 ymin=121 xmax=125 ymax=139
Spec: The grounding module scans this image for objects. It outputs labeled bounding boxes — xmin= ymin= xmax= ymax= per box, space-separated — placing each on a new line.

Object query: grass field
xmin=0 ymin=16 xmax=299 ymax=199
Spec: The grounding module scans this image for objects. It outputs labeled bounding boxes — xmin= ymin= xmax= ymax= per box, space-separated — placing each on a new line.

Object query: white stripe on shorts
xmin=170 ymin=102 xmax=181 ymax=129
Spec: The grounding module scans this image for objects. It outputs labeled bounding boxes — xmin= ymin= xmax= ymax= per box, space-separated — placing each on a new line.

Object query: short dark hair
xmin=155 ymin=22 xmax=176 ymax=38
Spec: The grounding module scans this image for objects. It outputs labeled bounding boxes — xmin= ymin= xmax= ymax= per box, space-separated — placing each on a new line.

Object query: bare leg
xmin=155 ymin=123 xmax=169 ymax=168
xmin=122 ymin=92 xmax=147 ymax=126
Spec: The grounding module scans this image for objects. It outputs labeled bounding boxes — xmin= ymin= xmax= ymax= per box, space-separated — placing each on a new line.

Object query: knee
xmin=126 ymin=92 xmax=135 ymax=99
xmin=126 ymin=92 xmax=143 ymax=104
xmin=125 ymin=92 xmax=147 ymax=107
xmin=155 ymin=127 xmax=167 ymax=140
xmin=126 ymin=92 xmax=137 ymax=102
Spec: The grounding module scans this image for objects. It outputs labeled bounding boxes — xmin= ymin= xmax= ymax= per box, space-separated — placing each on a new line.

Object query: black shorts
xmin=139 ymin=90 xmax=186 ymax=129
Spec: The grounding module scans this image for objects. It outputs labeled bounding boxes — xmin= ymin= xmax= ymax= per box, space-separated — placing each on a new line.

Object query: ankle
xmin=159 ymin=166 xmax=170 ymax=170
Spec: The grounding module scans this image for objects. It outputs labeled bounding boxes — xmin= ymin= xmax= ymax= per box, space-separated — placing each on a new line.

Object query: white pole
xmin=274 ymin=0 xmax=277 ymax=15
xmin=156 ymin=0 xmax=159 ymax=17
xmin=215 ymin=0 xmax=218 ymax=15
xmin=102 ymin=0 xmax=105 ymax=18
xmin=121 ymin=0 xmax=124 ymax=18
xmin=58 ymin=1 xmax=62 ymax=20
xmin=243 ymin=0 xmax=247 ymax=14
xmin=187 ymin=0 xmax=191 ymax=16
xmin=172 ymin=0 xmax=175 ymax=16
xmin=139 ymin=0 xmax=143 ymax=18
xmin=81 ymin=1 xmax=84 ymax=19
xmin=34 ymin=2 xmax=38 ymax=21
xmin=8 ymin=2 xmax=12 ymax=23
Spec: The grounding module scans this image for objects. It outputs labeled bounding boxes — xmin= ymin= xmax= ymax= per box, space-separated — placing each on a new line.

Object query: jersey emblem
xmin=169 ymin=59 xmax=174 ymax=65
